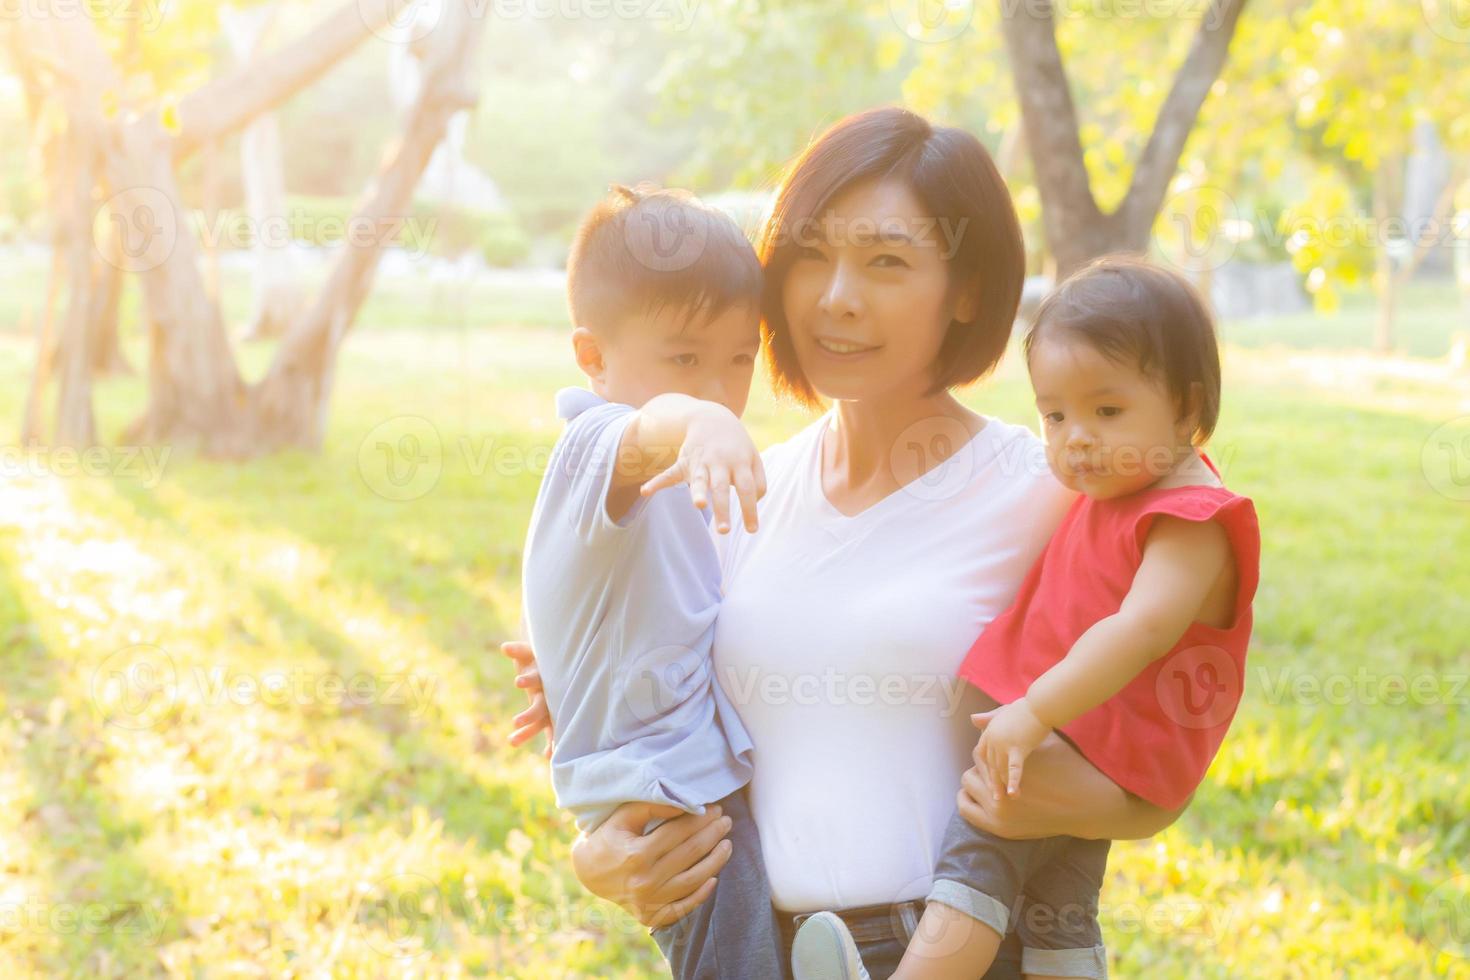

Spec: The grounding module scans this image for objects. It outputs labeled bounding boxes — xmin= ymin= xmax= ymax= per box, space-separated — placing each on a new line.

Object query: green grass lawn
xmin=0 ymin=259 xmax=1467 ymax=976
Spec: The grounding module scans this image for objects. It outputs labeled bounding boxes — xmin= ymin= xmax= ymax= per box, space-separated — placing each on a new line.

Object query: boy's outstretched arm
xmin=609 ymin=394 xmax=765 ymax=533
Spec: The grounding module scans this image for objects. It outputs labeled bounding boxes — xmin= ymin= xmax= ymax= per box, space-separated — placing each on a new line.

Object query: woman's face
xmin=779 ymin=178 xmax=973 ymax=404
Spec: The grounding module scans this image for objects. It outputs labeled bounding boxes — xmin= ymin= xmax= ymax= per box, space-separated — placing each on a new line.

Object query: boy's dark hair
xmin=566 ymin=183 xmax=763 ymax=334
xmin=1024 ymin=254 xmax=1222 ymax=445
xmin=757 ymin=105 xmax=1025 ymax=408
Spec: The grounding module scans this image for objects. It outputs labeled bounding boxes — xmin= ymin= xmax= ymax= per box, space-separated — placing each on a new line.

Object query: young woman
xmin=505 ymin=106 xmax=1185 ymax=978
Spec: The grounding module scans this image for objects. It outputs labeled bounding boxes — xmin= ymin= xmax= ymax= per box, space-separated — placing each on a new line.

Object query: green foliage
xmin=464 ymin=18 xmax=690 ymax=241
xmin=650 ymin=0 xmax=1470 ymax=310
xmin=653 ymin=0 xmax=909 ymax=188
xmin=94 ymin=0 xmax=289 ymax=110
xmin=1269 ymin=0 xmax=1470 ymax=312
xmin=1279 ymin=167 xmax=1374 ymax=313
xmin=476 ymin=214 xmax=532 ymax=269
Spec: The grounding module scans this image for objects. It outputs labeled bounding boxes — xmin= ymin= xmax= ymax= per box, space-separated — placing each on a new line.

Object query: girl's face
xmin=1028 ymin=335 xmax=1196 ymax=500
xmin=779 ymin=179 xmax=973 ymax=404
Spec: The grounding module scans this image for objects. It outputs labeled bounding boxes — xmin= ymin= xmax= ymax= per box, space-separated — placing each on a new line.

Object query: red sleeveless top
xmin=958 ymin=461 xmax=1261 ymax=809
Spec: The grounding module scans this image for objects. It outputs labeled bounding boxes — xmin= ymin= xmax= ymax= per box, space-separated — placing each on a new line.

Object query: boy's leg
xmin=1013 ymin=837 xmax=1111 ymax=980
xmin=651 ymin=787 xmax=785 ymax=980
xmin=893 ymin=810 xmax=1064 ymax=978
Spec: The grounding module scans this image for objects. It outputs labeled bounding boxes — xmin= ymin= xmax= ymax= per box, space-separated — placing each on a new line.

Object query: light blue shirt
xmin=520 ymin=387 xmax=755 ymax=832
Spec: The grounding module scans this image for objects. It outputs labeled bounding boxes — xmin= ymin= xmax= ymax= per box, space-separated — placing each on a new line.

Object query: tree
xmin=997 ymin=0 xmax=1249 ymax=277
xmin=653 ymin=0 xmax=1252 ymax=279
xmin=221 ymin=2 xmax=300 ymax=341
xmin=13 ymin=0 xmax=488 ymax=454
xmin=1268 ymin=0 xmax=1470 ymax=349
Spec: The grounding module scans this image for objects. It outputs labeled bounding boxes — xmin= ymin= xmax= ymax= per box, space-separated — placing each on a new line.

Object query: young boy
xmin=519 ymin=184 xmax=781 ymax=979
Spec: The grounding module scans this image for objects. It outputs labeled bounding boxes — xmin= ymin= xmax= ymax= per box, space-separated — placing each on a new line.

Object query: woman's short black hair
xmin=1024 ymin=254 xmax=1222 ymax=445
xmin=756 ymin=106 xmax=1026 ymax=408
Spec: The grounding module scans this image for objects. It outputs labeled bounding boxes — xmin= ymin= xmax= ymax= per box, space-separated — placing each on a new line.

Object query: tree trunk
xmin=20 ymin=249 xmax=64 ymax=445
xmin=174 ymin=0 xmax=419 ymax=162
xmin=1373 ymin=160 xmax=1399 ymax=354
xmin=106 ymin=115 xmax=251 ymax=453
xmin=18 ymin=0 xmax=481 ymax=456
xmin=86 ymin=219 xmax=132 ymax=376
xmin=16 ymin=6 xmax=113 ymax=445
xmin=202 ymin=140 xmax=224 ymax=306
xmin=239 ymin=114 xmax=300 ymax=340
xmin=222 ymin=3 xmax=299 ymax=341
xmin=53 ymin=126 xmax=101 ymax=447
xmin=35 ymin=237 xmax=130 ymax=380
xmin=1001 ymin=0 xmax=1250 ymax=277
xmin=251 ymin=0 xmax=489 ymax=452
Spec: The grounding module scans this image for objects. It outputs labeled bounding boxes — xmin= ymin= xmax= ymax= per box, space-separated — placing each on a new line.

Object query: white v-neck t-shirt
xmin=711 ymin=411 xmax=1075 ymax=912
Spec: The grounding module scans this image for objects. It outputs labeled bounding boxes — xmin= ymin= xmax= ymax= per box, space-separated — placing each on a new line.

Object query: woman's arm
xmin=956 ymin=729 xmax=1187 ymax=840
xmin=571 ymin=802 xmax=734 ymax=928
xmin=501 ymin=641 xmax=554 ymax=757
xmin=500 ymin=641 xmax=732 ymax=926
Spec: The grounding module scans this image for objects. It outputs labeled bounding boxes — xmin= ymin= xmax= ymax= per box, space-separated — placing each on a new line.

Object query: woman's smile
xmin=810 ymin=334 xmax=884 ymax=360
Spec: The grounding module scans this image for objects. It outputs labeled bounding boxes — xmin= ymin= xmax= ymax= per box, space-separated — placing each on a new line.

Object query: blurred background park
xmin=0 ymin=0 xmax=1468 ymax=975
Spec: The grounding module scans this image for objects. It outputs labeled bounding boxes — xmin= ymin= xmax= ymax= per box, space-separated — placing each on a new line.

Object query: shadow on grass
xmin=97 ymin=477 xmax=562 ymax=855
xmin=0 ymin=534 xmax=181 ymax=976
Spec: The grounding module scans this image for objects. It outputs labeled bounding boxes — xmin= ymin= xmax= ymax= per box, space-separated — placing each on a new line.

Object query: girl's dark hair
xmin=756 ymin=106 xmax=1025 ymax=408
xmin=1024 ymin=254 xmax=1222 ymax=445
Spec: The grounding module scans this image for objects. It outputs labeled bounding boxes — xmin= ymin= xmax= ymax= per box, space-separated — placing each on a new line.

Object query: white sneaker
xmin=791 ymin=911 xmax=871 ymax=980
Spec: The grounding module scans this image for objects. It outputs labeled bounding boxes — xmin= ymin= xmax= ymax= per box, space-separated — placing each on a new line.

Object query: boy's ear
xmin=571 ymin=327 xmax=607 ymax=383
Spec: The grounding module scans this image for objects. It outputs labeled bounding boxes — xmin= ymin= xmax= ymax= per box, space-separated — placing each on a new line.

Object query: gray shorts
xmin=650 ymin=788 xmax=784 ymax=980
xmin=927 ymin=809 xmax=1111 ymax=979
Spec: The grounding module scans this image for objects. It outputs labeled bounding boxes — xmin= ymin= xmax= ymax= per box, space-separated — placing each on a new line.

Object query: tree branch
xmin=173 ymin=0 xmax=411 ymax=161
xmin=1116 ymin=0 xmax=1250 ymax=242
xmin=1398 ymin=162 xmax=1467 ymax=284
xmin=254 ymin=0 xmax=489 ymax=448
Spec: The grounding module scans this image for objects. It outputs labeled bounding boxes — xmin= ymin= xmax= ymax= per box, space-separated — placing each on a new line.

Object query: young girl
xmin=793 ymin=255 xmax=1261 ymax=980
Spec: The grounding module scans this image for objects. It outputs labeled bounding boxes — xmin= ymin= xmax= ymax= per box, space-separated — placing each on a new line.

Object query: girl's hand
xmin=971 ymin=699 xmax=1051 ymax=798
xmin=639 ymin=406 xmax=766 ymax=534
xmin=571 ymin=801 xmax=734 ymax=928
xmin=958 ymin=729 xmax=1174 ymax=841
xmin=501 ymin=640 xmax=554 ymax=757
